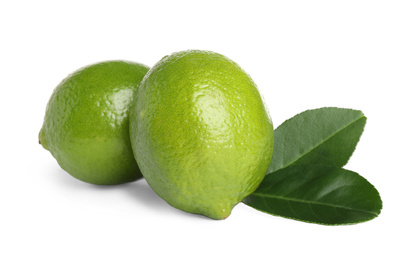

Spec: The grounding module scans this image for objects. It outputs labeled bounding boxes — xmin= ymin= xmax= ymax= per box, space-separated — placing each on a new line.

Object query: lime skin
xmin=130 ymin=50 xmax=274 ymax=219
xmin=39 ymin=60 xmax=150 ymax=185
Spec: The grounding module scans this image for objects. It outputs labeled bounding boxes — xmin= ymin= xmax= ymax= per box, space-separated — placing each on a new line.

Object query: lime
xmin=39 ymin=60 xmax=149 ymax=185
xmin=129 ymin=50 xmax=274 ymax=219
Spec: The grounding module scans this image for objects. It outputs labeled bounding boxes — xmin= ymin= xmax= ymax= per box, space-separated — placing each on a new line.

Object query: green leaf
xmin=267 ymin=107 xmax=366 ymax=174
xmin=244 ymin=165 xmax=382 ymax=225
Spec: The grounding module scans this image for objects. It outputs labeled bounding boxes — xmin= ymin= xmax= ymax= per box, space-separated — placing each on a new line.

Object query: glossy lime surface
xmin=39 ymin=60 xmax=149 ymax=185
xmin=130 ymin=50 xmax=274 ymax=219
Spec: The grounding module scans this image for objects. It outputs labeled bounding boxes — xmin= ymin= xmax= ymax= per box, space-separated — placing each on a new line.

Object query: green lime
xmin=129 ymin=50 xmax=274 ymax=219
xmin=39 ymin=60 xmax=150 ymax=185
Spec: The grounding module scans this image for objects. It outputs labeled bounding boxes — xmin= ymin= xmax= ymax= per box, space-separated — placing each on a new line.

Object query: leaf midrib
xmin=251 ymin=191 xmax=378 ymax=216
xmin=277 ymin=115 xmax=365 ymax=171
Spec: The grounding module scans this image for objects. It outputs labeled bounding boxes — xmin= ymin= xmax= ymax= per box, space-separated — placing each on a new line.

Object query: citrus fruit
xmin=39 ymin=60 xmax=150 ymax=185
xmin=129 ymin=50 xmax=274 ymax=219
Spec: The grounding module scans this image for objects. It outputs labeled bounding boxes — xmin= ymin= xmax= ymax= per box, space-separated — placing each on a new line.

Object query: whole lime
xmin=129 ymin=50 xmax=274 ymax=219
xmin=39 ymin=60 xmax=150 ymax=185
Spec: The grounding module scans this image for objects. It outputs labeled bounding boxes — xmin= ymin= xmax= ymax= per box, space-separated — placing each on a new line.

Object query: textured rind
xmin=129 ymin=50 xmax=274 ymax=219
xmin=39 ymin=61 xmax=150 ymax=185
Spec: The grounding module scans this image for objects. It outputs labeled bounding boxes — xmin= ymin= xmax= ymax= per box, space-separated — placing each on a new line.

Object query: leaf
xmin=267 ymin=107 xmax=366 ymax=174
xmin=244 ymin=165 xmax=382 ymax=225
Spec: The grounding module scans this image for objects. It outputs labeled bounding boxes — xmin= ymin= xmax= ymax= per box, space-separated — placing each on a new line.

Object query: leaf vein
xmin=251 ymin=192 xmax=377 ymax=216
xmin=279 ymin=115 xmax=365 ymax=170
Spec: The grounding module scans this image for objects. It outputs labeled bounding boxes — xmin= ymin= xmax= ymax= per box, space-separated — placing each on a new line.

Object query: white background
xmin=1 ymin=0 xmax=410 ymax=259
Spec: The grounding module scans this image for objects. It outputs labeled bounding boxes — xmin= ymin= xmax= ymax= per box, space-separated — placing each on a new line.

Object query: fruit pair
xmin=39 ymin=50 xmax=274 ymax=219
